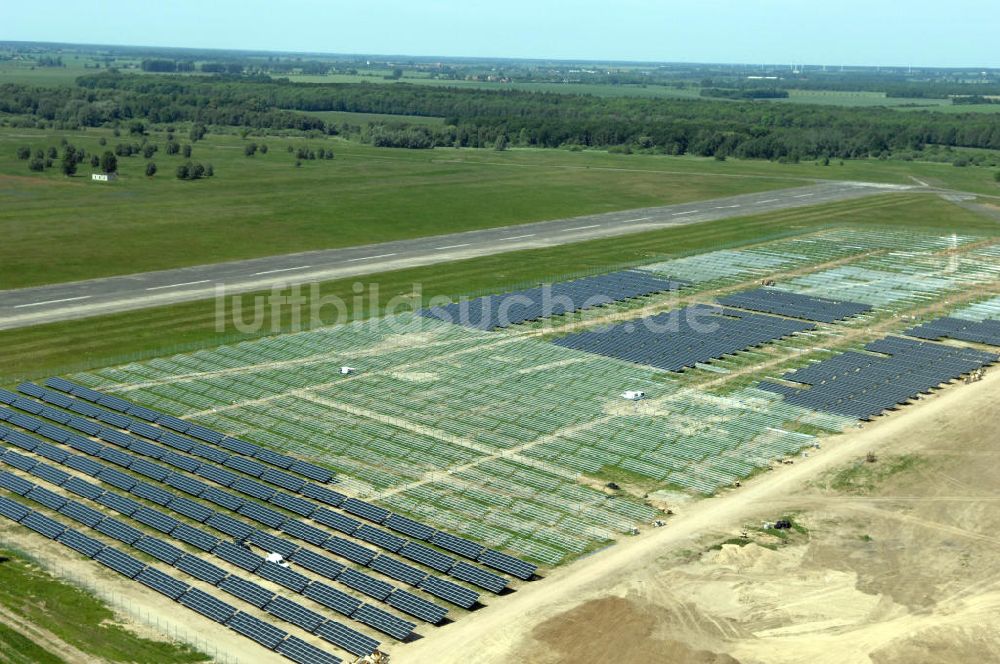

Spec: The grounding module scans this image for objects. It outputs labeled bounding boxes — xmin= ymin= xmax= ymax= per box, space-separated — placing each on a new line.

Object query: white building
xmin=91 ymin=173 xmax=117 ymax=182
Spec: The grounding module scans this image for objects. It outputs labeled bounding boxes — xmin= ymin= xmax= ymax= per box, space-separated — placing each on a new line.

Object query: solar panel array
xmin=717 ymin=288 xmax=873 ymax=323
xmin=905 ymin=316 xmax=1000 ymax=347
xmin=0 ymin=381 xmax=544 ymax=659
xmin=0 ymin=494 xmax=346 ymax=662
xmin=29 ymin=380 xmax=535 ymax=581
xmin=760 ymin=336 xmax=998 ymax=419
xmin=553 ymin=305 xmax=816 ymax=372
xmin=420 ymin=269 xmax=687 ymax=330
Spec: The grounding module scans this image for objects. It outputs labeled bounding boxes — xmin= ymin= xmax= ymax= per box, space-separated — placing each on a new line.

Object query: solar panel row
xmin=5 ymin=387 xmax=529 ymax=595
xmin=905 ymin=316 xmax=1000 ymax=347
xmin=420 ymin=269 xmax=687 ymax=330
xmin=761 ymin=336 xmax=998 ymax=419
xmin=553 ymin=305 xmax=816 ymax=372
xmin=717 ymin=287 xmax=873 ymax=323
xmin=12 ymin=385 xmax=537 ymax=582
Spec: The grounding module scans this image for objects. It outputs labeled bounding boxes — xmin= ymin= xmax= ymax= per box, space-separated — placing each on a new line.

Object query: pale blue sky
xmin=5 ymin=1 xmax=996 ymax=67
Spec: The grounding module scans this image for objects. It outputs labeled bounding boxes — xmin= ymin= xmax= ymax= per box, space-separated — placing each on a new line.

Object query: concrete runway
xmin=0 ymin=180 xmax=914 ymax=330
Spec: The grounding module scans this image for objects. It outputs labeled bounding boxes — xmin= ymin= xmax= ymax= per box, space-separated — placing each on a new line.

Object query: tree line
xmin=6 ymin=72 xmax=1000 ymax=161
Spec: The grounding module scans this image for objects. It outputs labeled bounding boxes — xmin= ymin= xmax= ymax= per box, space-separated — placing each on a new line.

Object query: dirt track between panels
xmin=394 ymin=366 xmax=1000 ymax=664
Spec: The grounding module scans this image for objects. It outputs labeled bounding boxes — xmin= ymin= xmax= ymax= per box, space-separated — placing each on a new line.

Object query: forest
xmin=4 ymin=70 xmax=1000 ymax=160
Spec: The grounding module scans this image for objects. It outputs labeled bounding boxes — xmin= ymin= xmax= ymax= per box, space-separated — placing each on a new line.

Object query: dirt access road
xmin=395 ymin=367 xmax=1000 ymax=664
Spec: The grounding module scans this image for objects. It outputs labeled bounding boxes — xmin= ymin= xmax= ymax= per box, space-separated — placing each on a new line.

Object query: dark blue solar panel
xmin=206 ymin=513 xmax=254 ymax=540
xmin=159 ymin=451 xmax=201 ymax=473
xmin=478 ymin=549 xmax=537 ymax=580
xmin=175 ymin=554 xmax=229 ymax=585
xmin=37 ymin=407 xmax=71 ymax=425
xmin=63 ymin=454 xmax=104 ymax=477
xmin=35 ymin=423 xmax=72 ymax=444
xmin=127 ymin=421 xmax=163 ymax=441
xmin=418 ymin=575 xmax=479 ymax=609
xmin=270 ymin=492 xmax=316 ymax=517
xmin=398 ymin=542 xmax=455 ymax=573
xmin=96 ymin=467 xmax=137 ymax=490
xmin=369 ymin=555 xmax=427 ymax=586
xmin=130 ymin=481 xmax=174 ymax=506
xmin=155 ymin=415 xmax=191 ymax=434
xmin=65 ymin=417 xmax=102 ymax=437
xmin=280 ymin=519 xmax=329 ymax=546
xmin=1 ymin=449 xmax=37 ymax=471
xmin=0 ymin=470 xmax=34 ymax=496
xmin=94 ymin=547 xmax=146 ymax=578
xmin=232 ymin=477 xmax=275 ymax=501
xmin=299 ymin=483 xmax=345 ymax=506
xmin=261 ymin=468 xmax=306 ymax=492
xmin=196 ymin=465 xmax=238 ymax=487
xmin=67 ymin=401 xmax=102 ymax=418
xmin=135 ymin=566 xmax=189 ymax=600
xmin=16 ymin=383 xmax=46 ymax=399
xmin=323 ymin=536 xmax=375 ymax=566
xmin=11 ymin=397 xmax=44 ymax=415
xmin=218 ymin=437 xmax=259 ymax=456
xmin=132 ymin=507 xmax=179 ymax=534
xmin=95 ymin=492 xmax=142 ymax=516
xmin=200 ymin=487 xmax=244 ymax=510
xmin=256 ymin=561 xmax=310 ymax=593
xmin=289 ymin=461 xmax=334 ymax=484
xmin=350 ymin=603 xmax=415 ymax=640
xmin=265 ymin=595 xmax=326 ymax=633
xmin=312 ymin=508 xmax=360 ymax=535
xmin=127 ymin=439 xmax=166 ymax=461
xmin=173 ymin=523 xmax=221 ymax=552
xmin=168 ymin=496 xmax=213 ymax=522
xmin=275 ymin=635 xmax=342 ymax=664
xmin=0 ymin=389 xmax=16 ymax=405
xmin=25 ymin=486 xmax=68 ymax=510
xmin=29 ymin=463 xmax=71 ymax=487
xmin=227 ymin=611 xmax=287 ymax=650
xmin=224 ymin=456 xmax=266 ymax=477
xmin=178 ymin=588 xmax=236 ymax=623
xmin=303 ymin=581 xmax=362 ymax=616
xmin=290 ymin=548 xmax=345 ymax=581
xmin=94 ymin=516 xmax=144 ymax=544
xmin=65 ymin=434 xmax=103 ymax=455
xmin=57 ymin=528 xmax=105 ymax=558
xmin=185 ymin=424 xmax=225 ymax=445
xmin=45 ymin=377 xmax=77 ymax=393
xmin=164 ymin=474 xmax=208 ymax=496
xmin=9 ymin=412 xmax=42 ymax=431
xmin=431 ymin=532 xmax=485 ymax=560
xmin=5 ymin=431 xmax=40 ymax=453
xmin=315 ymin=621 xmax=379 ymax=657
xmin=386 ymin=589 xmax=448 ymax=624
xmin=354 ymin=525 xmax=405 ymax=552
xmin=0 ymin=496 xmax=30 ymax=522
xmin=237 ymin=501 xmax=285 ymax=528
xmin=213 ymin=541 xmax=263 ymax=572
xmin=189 ymin=443 xmax=229 ymax=464
xmin=449 ymin=561 xmax=508 ymax=593
xmin=98 ymin=446 xmax=133 ymax=467
xmin=32 ymin=442 xmax=69 ymax=464
xmin=246 ymin=530 xmax=299 ymax=558
xmin=383 ymin=514 xmax=434 ymax=541
xmin=96 ymin=411 xmax=132 ymax=429
xmin=158 ymin=431 xmax=195 ymax=452
xmin=96 ymin=394 xmax=132 ymax=413
xmin=253 ymin=448 xmax=296 ymax=470
xmin=218 ymin=575 xmax=275 ymax=608
xmin=125 ymin=405 xmax=161 ymax=423
xmin=340 ymin=498 xmax=389 ymax=524
xmin=337 ymin=568 xmax=393 ymax=601
xmin=133 ymin=536 xmax=185 ymax=564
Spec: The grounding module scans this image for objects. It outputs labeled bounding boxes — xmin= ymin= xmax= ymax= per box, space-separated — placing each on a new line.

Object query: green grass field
xmin=4 ymin=125 xmax=1000 ymax=290
xmin=0 ymin=546 xmax=207 ymax=663
xmin=1 ymin=193 xmax=994 ymax=386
